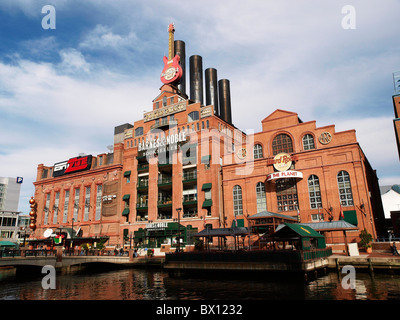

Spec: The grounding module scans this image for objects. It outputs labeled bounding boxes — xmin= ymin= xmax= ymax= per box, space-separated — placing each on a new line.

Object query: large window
xmin=272 ymin=134 xmax=293 ymax=155
xmin=53 ymin=192 xmax=60 ymax=224
xmin=308 ymin=175 xmax=322 ymax=209
xmin=188 ymin=111 xmax=199 ymax=122
xmin=303 ymin=134 xmax=315 ymax=151
xmin=253 ymin=144 xmax=263 ymax=159
xmin=62 ymin=190 xmax=69 ymax=223
xmin=73 ymin=188 xmax=80 ymax=221
xmin=95 ymin=185 xmax=102 ymax=221
xmin=256 ymin=182 xmax=267 ymax=212
xmin=337 ymin=171 xmax=354 ymax=206
xmin=44 ymin=193 xmax=50 ymax=225
xmin=276 ymin=178 xmax=298 ymax=212
xmin=233 ymin=185 xmax=243 ymax=216
xmin=135 ymin=127 xmax=144 ymax=137
xmin=84 ymin=187 xmax=91 ymax=221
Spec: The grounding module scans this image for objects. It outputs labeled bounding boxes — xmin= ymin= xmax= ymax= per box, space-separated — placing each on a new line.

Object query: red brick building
xmin=29 ymin=26 xmax=385 ymax=253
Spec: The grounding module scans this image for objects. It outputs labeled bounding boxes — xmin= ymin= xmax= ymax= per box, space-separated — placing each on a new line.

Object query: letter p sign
xmin=42 ymin=5 xmax=56 ymax=30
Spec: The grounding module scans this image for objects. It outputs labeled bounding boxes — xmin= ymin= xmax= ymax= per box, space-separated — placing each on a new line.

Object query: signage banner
xmin=53 ymin=155 xmax=92 ymax=177
xmin=267 ymin=170 xmax=303 ymax=181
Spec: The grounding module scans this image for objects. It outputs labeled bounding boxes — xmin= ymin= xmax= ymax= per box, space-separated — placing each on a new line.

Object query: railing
xmin=0 ymin=249 xmax=129 ymax=258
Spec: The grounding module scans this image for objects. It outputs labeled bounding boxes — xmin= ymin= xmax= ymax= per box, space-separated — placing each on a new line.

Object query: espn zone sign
xmin=53 ymin=155 xmax=93 ymax=177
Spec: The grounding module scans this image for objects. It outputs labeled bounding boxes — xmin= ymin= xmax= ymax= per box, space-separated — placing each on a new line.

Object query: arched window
xmin=188 ymin=111 xmax=199 ymax=122
xmin=308 ymin=175 xmax=322 ymax=209
xmin=253 ymin=144 xmax=263 ymax=159
xmin=337 ymin=171 xmax=354 ymax=206
xmin=272 ymin=133 xmax=293 ymax=155
xmin=233 ymin=185 xmax=243 ymax=216
xmin=303 ymin=134 xmax=315 ymax=151
xmin=256 ymin=182 xmax=267 ymax=212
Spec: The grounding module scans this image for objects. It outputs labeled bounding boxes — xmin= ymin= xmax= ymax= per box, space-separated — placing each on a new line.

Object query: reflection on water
xmin=0 ymin=266 xmax=399 ymax=300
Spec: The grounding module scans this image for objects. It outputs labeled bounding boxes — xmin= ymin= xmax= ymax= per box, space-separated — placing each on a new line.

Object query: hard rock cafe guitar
xmin=160 ymin=23 xmax=183 ymax=84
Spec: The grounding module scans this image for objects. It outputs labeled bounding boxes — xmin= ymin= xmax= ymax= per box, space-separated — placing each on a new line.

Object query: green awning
xmin=274 ymin=223 xmax=324 ymax=238
xmin=123 ymin=194 xmax=130 ymax=200
xmin=344 ymin=210 xmax=358 ymax=226
xmin=202 ymin=183 xmax=212 ymax=190
xmin=0 ymin=241 xmax=18 ymax=247
xmin=202 ymin=199 xmax=213 ymax=208
xmin=124 ymin=170 xmax=131 ymax=177
xmin=122 ymin=208 xmax=130 ymax=216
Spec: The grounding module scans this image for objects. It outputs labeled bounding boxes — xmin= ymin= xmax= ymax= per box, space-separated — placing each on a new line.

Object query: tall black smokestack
xmin=218 ymin=79 xmax=232 ymax=124
xmin=205 ymin=68 xmax=219 ymax=115
xmin=189 ymin=55 xmax=203 ymax=104
xmin=174 ymin=40 xmax=186 ymax=96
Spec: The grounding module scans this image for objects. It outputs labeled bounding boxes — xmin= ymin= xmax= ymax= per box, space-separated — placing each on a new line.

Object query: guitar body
xmin=160 ymin=54 xmax=183 ymax=84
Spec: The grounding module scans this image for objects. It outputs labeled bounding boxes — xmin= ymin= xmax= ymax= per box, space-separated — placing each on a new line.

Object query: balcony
xmin=182 ymin=170 xmax=197 ymax=183
xmin=183 ymin=194 xmax=197 ymax=206
xmin=158 ymin=176 xmax=172 ymax=187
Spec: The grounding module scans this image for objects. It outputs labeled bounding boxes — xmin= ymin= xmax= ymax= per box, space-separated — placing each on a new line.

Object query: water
xmin=0 ymin=266 xmax=399 ymax=301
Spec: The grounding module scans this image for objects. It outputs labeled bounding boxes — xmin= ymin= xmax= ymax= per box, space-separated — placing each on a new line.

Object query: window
xmin=303 ymin=134 xmax=315 ymax=151
xmin=44 ymin=193 xmax=50 ymax=225
xmin=272 ymin=134 xmax=293 ymax=155
xmin=253 ymin=144 xmax=263 ymax=159
xmin=62 ymin=190 xmax=69 ymax=223
xmin=95 ymin=185 xmax=102 ymax=221
xmin=84 ymin=187 xmax=91 ymax=221
xmin=188 ymin=111 xmax=199 ymax=122
xmin=163 ymin=96 xmax=167 ymax=107
xmin=135 ymin=127 xmax=144 ymax=137
xmin=53 ymin=192 xmax=60 ymax=224
xmin=233 ymin=185 xmax=243 ymax=216
xmin=337 ymin=171 xmax=354 ymax=206
xmin=73 ymin=188 xmax=80 ymax=221
xmin=276 ymin=178 xmax=298 ymax=212
xmin=256 ymin=182 xmax=267 ymax=212
xmin=308 ymin=175 xmax=322 ymax=209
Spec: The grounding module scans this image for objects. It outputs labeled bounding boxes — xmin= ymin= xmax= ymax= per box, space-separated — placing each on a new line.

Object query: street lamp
xmin=176 ymin=207 xmax=182 ymax=252
xmin=71 ymin=218 xmax=74 ymax=254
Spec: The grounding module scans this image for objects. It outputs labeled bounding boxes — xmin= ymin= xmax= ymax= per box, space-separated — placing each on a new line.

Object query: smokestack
xmin=174 ymin=40 xmax=186 ymax=96
xmin=205 ymin=68 xmax=219 ymax=115
xmin=189 ymin=55 xmax=203 ymax=105
xmin=218 ymin=79 xmax=232 ymax=124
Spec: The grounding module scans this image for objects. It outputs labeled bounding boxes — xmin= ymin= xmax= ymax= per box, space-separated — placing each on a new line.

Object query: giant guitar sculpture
xmin=160 ymin=23 xmax=183 ymax=84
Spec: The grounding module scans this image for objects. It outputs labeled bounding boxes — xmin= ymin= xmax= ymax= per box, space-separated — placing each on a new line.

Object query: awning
xmin=247 ymin=211 xmax=297 ymax=221
xmin=124 ymin=170 xmax=131 ymax=177
xmin=272 ymin=223 xmax=324 ymax=239
xmin=122 ymin=208 xmax=130 ymax=216
xmin=202 ymin=199 xmax=213 ymax=208
xmin=0 ymin=241 xmax=18 ymax=247
xmin=202 ymin=183 xmax=212 ymax=190
xmin=299 ymin=220 xmax=358 ymax=232
xmin=123 ymin=194 xmax=130 ymax=200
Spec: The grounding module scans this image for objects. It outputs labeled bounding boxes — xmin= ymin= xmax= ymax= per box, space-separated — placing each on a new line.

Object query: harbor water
xmin=0 ymin=266 xmax=399 ymax=300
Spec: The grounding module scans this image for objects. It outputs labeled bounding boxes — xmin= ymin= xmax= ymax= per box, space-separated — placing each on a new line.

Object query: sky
xmin=1 ymin=0 xmax=399 ymax=215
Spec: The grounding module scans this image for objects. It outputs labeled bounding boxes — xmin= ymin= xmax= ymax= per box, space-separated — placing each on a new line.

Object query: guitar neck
xmin=168 ymin=30 xmax=174 ymax=60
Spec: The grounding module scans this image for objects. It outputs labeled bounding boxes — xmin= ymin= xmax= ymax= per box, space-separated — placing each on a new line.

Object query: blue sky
xmin=1 ymin=0 xmax=399 ymax=215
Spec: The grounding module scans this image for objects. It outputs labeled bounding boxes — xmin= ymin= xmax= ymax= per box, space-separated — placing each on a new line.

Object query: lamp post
xmin=71 ymin=218 xmax=74 ymax=255
xmin=176 ymin=207 xmax=182 ymax=252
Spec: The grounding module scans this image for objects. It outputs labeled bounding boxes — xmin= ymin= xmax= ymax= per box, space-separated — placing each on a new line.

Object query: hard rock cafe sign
xmin=267 ymin=152 xmax=303 ymax=181
xmin=272 ymin=153 xmax=294 ymax=172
